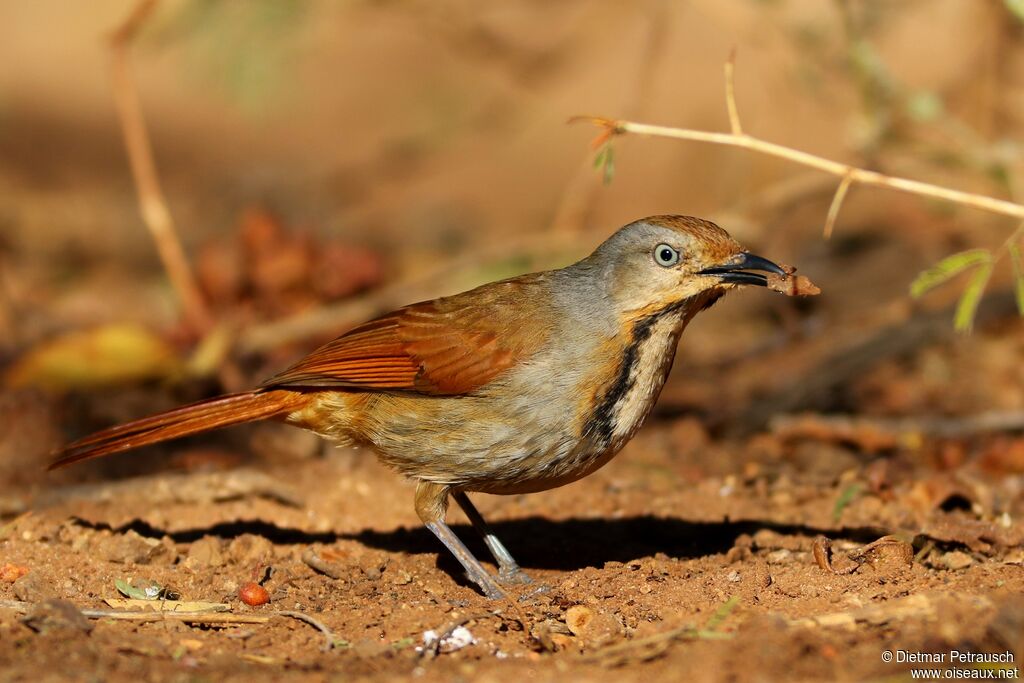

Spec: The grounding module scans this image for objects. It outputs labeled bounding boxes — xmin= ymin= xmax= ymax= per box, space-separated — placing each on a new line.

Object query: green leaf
xmin=905 ymin=91 xmax=943 ymax=123
xmin=953 ymin=262 xmax=993 ymax=333
xmin=1006 ymin=0 xmax=1024 ymax=23
xmin=1007 ymin=242 xmax=1024 ymax=316
xmin=909 ymin=249 xmax=991 ymax=299
xmin=115 ymin=578 xmax=164 ymax=601
xmin=832 ymin=483 xmax=863 ymax=523
xmin=593 ymin=144 xmax=615 ymax=185
xmin=3 ymin=323 xmax=181 ymax=392
xmin=703 ymin=596 xmax=740 ymax=631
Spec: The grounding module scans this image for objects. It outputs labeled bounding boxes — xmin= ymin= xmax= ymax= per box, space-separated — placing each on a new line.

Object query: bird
xmin=51 ymin=215 xmax=794 ymax=599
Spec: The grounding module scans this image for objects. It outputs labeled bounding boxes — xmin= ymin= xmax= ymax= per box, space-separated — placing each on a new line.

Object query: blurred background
xmin=1 ymin=0 xmax=1023 ymax=487
xmin=2 ymin=4 xmax=1024 ymax=678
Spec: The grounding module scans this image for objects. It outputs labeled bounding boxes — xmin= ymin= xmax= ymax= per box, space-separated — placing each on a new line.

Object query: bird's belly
xmin=300 ymin=311 xmax=683 ymax=494
xmin=366 ymin=388 xmax=596 ymax=491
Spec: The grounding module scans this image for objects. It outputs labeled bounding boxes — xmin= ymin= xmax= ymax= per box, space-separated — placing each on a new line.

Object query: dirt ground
xmin=3 ymin=1 xmax=1024 ymax=682
xmin=3 ymin=302 xmax=1024 ymax=682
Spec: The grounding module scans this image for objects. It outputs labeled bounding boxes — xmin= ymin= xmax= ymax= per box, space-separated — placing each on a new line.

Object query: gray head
xmin=580 ymin=215 xmax=785 ymax=317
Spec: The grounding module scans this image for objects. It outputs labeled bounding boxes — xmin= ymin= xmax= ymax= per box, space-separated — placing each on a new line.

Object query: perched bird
xmin=52 ymin=215 xmax=797 ymax=599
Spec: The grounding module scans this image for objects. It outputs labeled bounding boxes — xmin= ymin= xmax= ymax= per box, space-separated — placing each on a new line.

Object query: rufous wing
xmin=261 ymin=279 xmax=551 ymax=395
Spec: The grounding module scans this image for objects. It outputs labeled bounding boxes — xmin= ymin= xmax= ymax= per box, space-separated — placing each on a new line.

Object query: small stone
xmin=766 ymin=549 xmax=792 ymax=565
xmin=530 ymin=620 xmax=568 ymax=653
xmin=564 ymin=606 xmax=594 ymax=636
xmin=550 ymin=633 xmax=575 ymax=651
xmin=563 ymin=605 xmax=620 ymax=646
xmin=940 ymin=551 xmax=974 ymax=570
xmin=727 ymin=570 xmax=741 ymax=583
xmin=226 ymin=534 xmax=273 ymax=565
xmin=20 ymin=599 xmax=93 ymax=636
xmin=186 ymin=536 xmax=225 ymax=568
xmin=13 ymin=572 xmax=58 ymax=602
xmin=725 ymin=546 xmax=751 ymax=563
xmin=95 ymin=529 xmax=174 ymax=565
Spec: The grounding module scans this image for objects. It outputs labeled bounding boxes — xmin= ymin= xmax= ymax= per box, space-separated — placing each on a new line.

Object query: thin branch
xmin=109 ymin=0 xmax=213 ymax=334
xmin=301 ymin=548 xmax=344 ymax=580
xmin=273 ymin=610 xmax=339 ymax=652
xmin=724 ymin=49 xmax=742 ymax=136
xmin=570 ymin=117 xmax=1024 ymax=224
xmin=823 ymin=171 xmax=854 ymax=239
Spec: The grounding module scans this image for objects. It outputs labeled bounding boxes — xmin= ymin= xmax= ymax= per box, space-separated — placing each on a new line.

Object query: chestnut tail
xmin=49 ymin=390 xmax=307 ymax=470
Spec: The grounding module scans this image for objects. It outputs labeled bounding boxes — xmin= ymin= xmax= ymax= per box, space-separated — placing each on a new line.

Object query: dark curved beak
xmin=698 ymin=252 xmax=786 ymax=287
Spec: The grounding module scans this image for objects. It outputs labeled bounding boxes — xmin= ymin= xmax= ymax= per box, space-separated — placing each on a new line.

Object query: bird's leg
xmin=415 ymin=481 xmax=507 ymax=599
xmin=452 ymin=491 xmax=532 ymax=585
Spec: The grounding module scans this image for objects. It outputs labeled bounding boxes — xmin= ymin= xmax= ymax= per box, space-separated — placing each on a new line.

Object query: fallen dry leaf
xmin=4 ymin=323 xmax=181 ymax=392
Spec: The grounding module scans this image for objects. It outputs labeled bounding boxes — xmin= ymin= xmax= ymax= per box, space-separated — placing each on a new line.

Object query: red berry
xmin=239 ymin=582 xmax=270 ymax=606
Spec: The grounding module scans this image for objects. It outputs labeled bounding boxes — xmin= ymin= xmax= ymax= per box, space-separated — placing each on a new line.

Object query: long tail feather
xmin=49 ymin=390 xmax=308 ymax=470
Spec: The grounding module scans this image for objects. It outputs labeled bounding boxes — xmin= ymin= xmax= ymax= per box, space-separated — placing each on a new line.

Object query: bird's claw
xmin=497 ymin=565 xmax=533 ymax=585
xmin=517 ymin=583 xmax=551 ymax=603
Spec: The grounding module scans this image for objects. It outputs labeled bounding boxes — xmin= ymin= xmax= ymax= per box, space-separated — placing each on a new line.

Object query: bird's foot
xmin=497 ymin=564 xmax=533 ymax=585
xmin=517 ymin=583 xmax=552 ymax=603
xmin=466 ymin=570 xmax=508 ymax=600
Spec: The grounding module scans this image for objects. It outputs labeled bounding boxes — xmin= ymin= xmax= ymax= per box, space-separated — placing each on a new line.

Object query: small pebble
xmin=940 ymin=551 xmax=974 ymax=571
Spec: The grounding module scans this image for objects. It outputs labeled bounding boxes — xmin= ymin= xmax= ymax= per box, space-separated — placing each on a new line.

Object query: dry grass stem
xmin=109 ymin=0 xmax=212 ymax=334
xmin=824 ymin=172 xmax=855 ymax=239
xmin=724 ymin=50 xmax=742 ymax=136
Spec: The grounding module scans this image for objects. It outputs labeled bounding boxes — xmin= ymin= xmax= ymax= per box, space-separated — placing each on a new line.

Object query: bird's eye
xmin=653 ymin=243 xmax=680 ymax=267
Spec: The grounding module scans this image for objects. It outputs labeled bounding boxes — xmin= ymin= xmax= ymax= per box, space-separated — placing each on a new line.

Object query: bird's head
xmin=588 ymin=215 xmax=786 ymax=317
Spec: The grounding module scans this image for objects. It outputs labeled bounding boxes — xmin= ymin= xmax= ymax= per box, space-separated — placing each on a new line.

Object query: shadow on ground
xmin=75 ymin=514 xmax=887 ymax=573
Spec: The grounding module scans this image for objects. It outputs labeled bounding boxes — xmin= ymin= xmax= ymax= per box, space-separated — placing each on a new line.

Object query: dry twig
xmin=572 ymin=61 xmax=1024 ymax=233
xmin=0 ymin=599 xmax=338 ymax=651
xmin=301 ymin=548 xmax=344 ymax=580
xmin=109 ymin=0 xmax=212 ymax=334
xmin=273 ymin=609 xmax=338 ymax=652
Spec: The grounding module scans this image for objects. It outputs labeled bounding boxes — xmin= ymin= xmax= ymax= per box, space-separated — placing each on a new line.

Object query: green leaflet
xmin=116 ymin=578 xmax=164 ymax=601
xmin=954 ymin=262 xmax=994 ymax=333
xmin=910 ymin=249 xmax=991 ymax=299
xmin=593 ymin=144 xmax=615 ymax=185
xmin=832 ymin=483 xmax=863 ymax=523
xmin=1009 ymin=241 xmax=1024 ymax=316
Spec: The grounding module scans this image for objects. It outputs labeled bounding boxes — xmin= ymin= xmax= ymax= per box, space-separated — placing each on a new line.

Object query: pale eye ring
xmin=653 ymin=243 xmax=680 ymax=267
